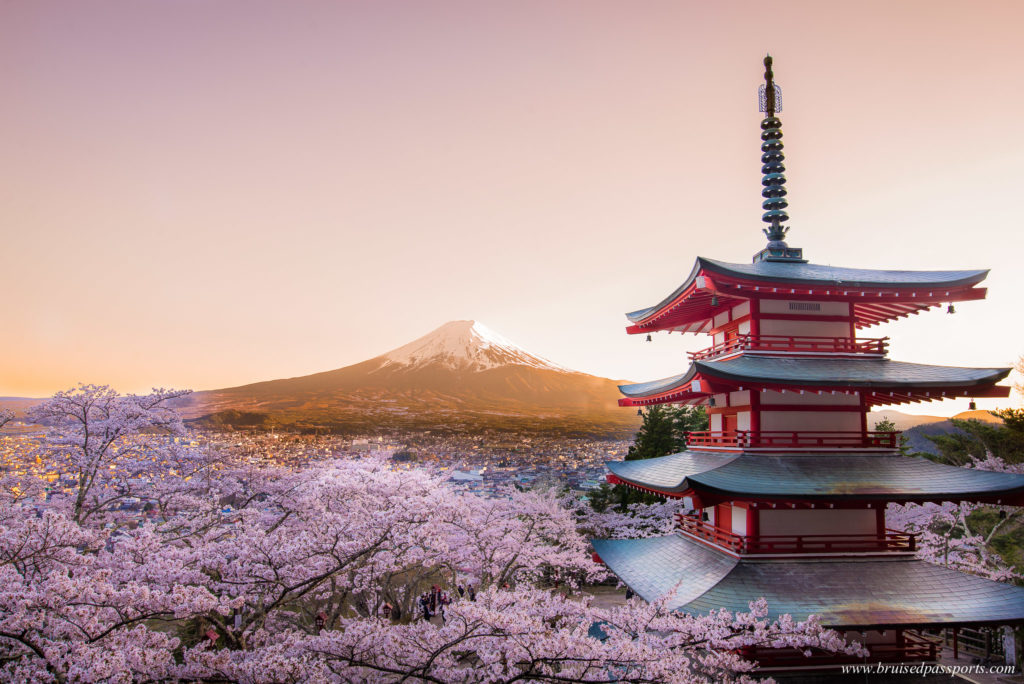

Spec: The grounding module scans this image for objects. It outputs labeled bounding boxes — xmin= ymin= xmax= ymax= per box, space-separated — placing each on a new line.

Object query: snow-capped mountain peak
xmin=378 ymin=320 xmax=570 ymax=372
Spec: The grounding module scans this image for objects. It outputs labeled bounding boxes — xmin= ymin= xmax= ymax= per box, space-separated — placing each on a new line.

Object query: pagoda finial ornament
xmin=754 ymin=54 xmax=806 ymax=264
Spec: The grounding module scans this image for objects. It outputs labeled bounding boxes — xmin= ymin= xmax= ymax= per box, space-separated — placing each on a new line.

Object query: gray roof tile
xmin=594 ymin=534 xmax=1024 ymax=628
xmin=607 ymin=451 xmax=1024 ymax=502
xmin=618 ymin=356 xmax=1010 ymax=397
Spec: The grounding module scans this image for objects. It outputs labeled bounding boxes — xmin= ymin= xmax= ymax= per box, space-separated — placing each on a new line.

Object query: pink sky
xmin=1 ymin=1 xmax=1022 ymax=415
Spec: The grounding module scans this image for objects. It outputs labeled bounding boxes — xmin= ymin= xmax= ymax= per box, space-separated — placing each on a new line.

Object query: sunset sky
xmin=1 ymin=1 xmax=1022 ymax=415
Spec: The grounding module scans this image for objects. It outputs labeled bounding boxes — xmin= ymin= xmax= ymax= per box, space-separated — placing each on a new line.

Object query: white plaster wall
xmin=736 ymin=411 xmax=751 ymax=431
xmin=732 ymin=301 xmax=751 ymax=319
xmin=729 ymin=390 xmax=751 ymax=407
xmin=738 ymin=320 xmax=751 ymax=335
xmin=759 ymin=411 xmax=862 ymax=432
xmin=713 ymin=311 xmax=730 ymax=328
xmin=732 ymin=506 xmax=747 ymax=535
xmin=710 ymin=413 xmax=722 ymax=431
xmin=714 ymin=331 xmax=725 ymax=345
xmin=759 ymin=509 xmax=876 ymax=536
xmin=758 ymin=318 xmax=852 ymax=338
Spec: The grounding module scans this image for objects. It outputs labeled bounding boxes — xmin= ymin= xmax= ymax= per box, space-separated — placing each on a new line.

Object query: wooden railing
xmin=746 ymin=633 xmax=938 ymax=668
xmin=899 ymin=631 xmax=942 ymax=661
xmin=689 ymin=335 xmax=889 ymax=361
xmin=685 ymin=430 xmax=901 ymax=450
xmin=675 ymin=513 xmax=917 ymax=555
xmin=941 ymin=626 xmax=1003 ymax=662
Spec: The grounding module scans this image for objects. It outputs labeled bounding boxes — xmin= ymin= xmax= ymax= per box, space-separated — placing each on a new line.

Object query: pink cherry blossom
xmin=0 ymin=385 xmax=854 ymax=682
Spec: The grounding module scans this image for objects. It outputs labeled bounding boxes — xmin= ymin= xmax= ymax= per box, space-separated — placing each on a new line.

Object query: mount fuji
xmin=179 ymin=321 xmax=638 ymax=436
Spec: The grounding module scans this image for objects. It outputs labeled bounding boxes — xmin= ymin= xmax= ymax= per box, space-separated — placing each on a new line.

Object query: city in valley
xmin=1 ymin=419 xmax=627 ymax=517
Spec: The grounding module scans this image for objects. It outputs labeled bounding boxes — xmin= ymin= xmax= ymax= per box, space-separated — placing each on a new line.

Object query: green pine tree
xmin=589 ymin=405 xmax=707 ymax=512
xmin=925 ymin=413 xmax=1024 ymax=466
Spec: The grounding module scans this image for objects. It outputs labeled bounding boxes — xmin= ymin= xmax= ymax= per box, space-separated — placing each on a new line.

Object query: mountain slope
xmin=179 ymin=321 xmax=638 ymax=436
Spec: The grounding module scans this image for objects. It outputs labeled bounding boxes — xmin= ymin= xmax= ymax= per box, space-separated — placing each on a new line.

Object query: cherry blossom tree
xmin=573 ymin=495 xmax=689 ymax=541
xmin=0 ymin=500 xmax=238 ymax=682
xmin=182 ymin=588 xmax=856 ymax=684
xmin=26 ymin=384 xmax=226 ymax=528
xmin=0 ymin=386 xmax=857 ymax=682
xmin=888 ymin=455 xmax=1024 ymax=582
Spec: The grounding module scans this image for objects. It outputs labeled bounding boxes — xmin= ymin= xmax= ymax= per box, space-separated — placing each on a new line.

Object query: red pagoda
xmin=591 ymin=56 xmax=1024 ymax=666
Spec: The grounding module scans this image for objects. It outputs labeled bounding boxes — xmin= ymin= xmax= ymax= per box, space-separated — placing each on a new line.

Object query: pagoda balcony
xmin=689 ymin=335 xmax=889 ymax=361
xmin=685 ymin=430 xmax=901 ymax=450
xmin=675 ymin=512 xmax=917 ymax=555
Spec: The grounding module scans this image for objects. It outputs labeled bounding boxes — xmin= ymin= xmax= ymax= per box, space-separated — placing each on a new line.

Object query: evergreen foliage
xmin=872 ymin=417 xmax=897 ymax=433
xmin=589 ymin=405 xmax=707 ymax=512
xmin=872 ymin=416 xmax=911 ymax=455
xmin=911 ymin=404 xmax=1024 ymax=581
xmin=925 ymin=415 xmax=1024 ymax=466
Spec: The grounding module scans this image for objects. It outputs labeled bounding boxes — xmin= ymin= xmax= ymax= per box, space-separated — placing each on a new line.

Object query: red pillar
xmin=859 ymin=391 xmax=868 ymax=438
xmin=750 ymin=389 xmax=761 ymax=435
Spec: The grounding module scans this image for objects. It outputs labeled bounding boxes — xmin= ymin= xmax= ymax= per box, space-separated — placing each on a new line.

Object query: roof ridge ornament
xmin=753 ymin=54 xmax=807 ymax=264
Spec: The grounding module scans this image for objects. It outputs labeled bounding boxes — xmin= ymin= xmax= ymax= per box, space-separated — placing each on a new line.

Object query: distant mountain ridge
xmin=175 ymin=320 xmax=639 ymax=436
xmin=867 ymin=409 xmax=1002 ymax=432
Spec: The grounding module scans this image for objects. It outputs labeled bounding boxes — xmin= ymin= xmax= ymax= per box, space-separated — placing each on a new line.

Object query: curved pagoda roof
xmin=591 ymin=534 xmax=1024 ymax=629
xmin=626 ymin=257 xmax=990 ymax=333
xmin=605 ymin=451 xmax=1024 ymax=505
xmin=617 ymin=356 xmax=1011 ymax=407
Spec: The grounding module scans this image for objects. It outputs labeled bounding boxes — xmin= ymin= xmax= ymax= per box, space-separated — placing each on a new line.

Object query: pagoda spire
xmin=753 ymin=54 xmax=805 ymax=264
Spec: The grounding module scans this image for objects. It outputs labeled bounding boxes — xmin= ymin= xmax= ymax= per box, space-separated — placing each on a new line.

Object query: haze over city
xmin=2 ymin=1 xmax=1022 ymax=416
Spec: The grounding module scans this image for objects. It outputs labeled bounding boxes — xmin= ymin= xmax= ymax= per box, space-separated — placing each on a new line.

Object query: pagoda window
xmin=757 ymin=299 xmax=854 ymax=339
xmin=759 ymin=299 xmax=851 ymax=317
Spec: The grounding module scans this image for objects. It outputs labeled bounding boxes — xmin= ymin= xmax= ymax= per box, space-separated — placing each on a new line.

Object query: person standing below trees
xmin=419 ymin=593 xmax=431 ymax=621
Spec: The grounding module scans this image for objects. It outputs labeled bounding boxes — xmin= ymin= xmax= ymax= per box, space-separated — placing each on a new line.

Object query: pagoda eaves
xmin=592 ymin=535 xmax=1024 ymax=630
xmin=625 ymin=257 xmax=990 ymax=334
xmin=618 ymin=357 xmax=1011 ymax=408
xmin=604 ymin=451 xmax=1024 ymax=506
